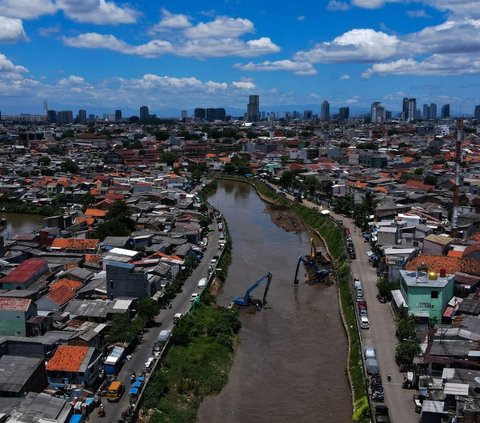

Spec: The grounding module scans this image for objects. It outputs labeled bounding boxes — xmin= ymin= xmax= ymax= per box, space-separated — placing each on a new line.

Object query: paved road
xmin=90 ymin=215 xmax=221 ymax=422
xmin=285 ymin=193 xmax=419 ymax=423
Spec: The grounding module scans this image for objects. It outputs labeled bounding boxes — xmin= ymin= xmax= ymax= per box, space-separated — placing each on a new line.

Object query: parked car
xmin=191 ymin=292 xmax=199 ymax=301
xmin=363 ymin=345 xmax=376 ymax=359
xmin=360 ymin=316 xmax=370 ymax=329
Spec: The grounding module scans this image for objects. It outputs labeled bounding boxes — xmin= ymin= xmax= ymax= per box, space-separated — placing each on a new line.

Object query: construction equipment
xmin=294 ymin=238 xmax=331 ymax=284
xmin=233 ymin=272 xmax=272 ymax=308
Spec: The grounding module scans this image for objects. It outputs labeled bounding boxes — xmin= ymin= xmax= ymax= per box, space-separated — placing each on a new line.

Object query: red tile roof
xmin=51 ymin=238 xmax=99 ymax=251
xmin=47 ymin=285 xmax=76 ymax=306
xmin=46 ymin=345 xmax=89 ymax=372
xmin=0 ymin=297 xmax=32 ymax=311
xmin=49 ymin=278 xmax=83 ymax=292
xmin=405 ymin=179 xmax=435 ymax=192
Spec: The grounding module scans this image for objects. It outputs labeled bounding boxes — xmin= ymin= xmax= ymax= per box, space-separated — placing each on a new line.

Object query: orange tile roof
xmin=47 ymin=285 xmax=76 ymax=305
xmin=469 ymin=233 xmax=480 ymax=242
xmin=49 ymin=278 xmax=83 ymax=292
xmin=406 ymin=255 xmax=480 ymax=276
xmin=84 ymin=254 xmax=100 ymax=264
xmin=84 ymin=208 xmax=107 ymax=217
xmin=74 ymin=217 xmax=96 ymax=226
xmin=405 ymin=179 xmax=435 ymax=192
xmin=152 ymin=252 xmax=182 ymax=261
xmin=447 ymin=250 xmax=463 ymax=258
xmin=46 ymin=345 xmax=89 ymax=372
xmin=403 ymin=157 xmax=415 ymax=164
xmin=51 ymin=238 xmax=99 ymax=251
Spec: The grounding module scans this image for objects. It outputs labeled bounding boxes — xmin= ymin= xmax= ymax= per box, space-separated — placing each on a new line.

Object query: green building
xmin=398 ymin=268 xmax=454 ymax=321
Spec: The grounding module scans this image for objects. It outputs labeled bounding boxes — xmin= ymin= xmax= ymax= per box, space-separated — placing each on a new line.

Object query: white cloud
xmin=0 ymin=53 xmax=28 ymax=74
xmin=58 ymin=75 xmax=86 ymax=85
xmin=62 ymin=33 xmax=129 ymax=51
xmin=0 ymin=0 xmax=56 ymax=19
xmin=150 ymin=9 xmax=191 ymax=32
xmin=363 ymin=54 xmax=480 ymax=77
xmin=340 ymin=74 xmax=350 ymax=79
xmin=297 ymin=15 xmax=305 ymax=21
xmin=185 ymin=17 xmax=254 ymax=39
xmin=178 ymin=37 xmax=279 ymax=58
xmin=234 ymin=60 xmax=317 ymax=75
xmin=326 ymin=0 xmax=352 ymax=11
xmin=232 ymin=80 xmax=256 ymax=90
xmin=56 ymin=0 xmax=139 ymax=25
xmin=0 ymin=16 xmax=27 ymax=42
xmin=133 ymin=40 xmax=174 ymax=57
xmin=295 ymin=29 xmax=400 ymax=63
xmin=406 ymin=9 xmax=431 ymax=18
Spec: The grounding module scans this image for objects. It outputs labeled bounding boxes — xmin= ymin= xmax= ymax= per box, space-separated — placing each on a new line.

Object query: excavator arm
xmin=233 ymin=272 xmax=273 ymax=307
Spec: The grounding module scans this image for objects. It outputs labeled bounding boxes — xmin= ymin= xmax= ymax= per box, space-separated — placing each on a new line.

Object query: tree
xmin=424 ymin=175 xmax=437 ymax=186
xmin=61 ymin=159 xmax=79 ymax=174
xmin=304 ymin=175 xmax=319 ymax=197
xmin=279 ymin=171 xmax=295 ymax=190
xmin=37 ymin=156 xmax=51 ymax=166
xmin=161 ymin=151 xmax=180 ymax=166
xmin=137 ymin=298 xmax=160 ymax=323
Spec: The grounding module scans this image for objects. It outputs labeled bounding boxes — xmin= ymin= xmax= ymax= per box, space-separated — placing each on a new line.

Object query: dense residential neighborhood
xmin=0 ymin=112 xmax=479 ymax=422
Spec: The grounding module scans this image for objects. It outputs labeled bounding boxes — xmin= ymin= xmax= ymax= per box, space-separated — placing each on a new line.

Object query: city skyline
xmin=0 ymin=0 xmax=479 ymax=116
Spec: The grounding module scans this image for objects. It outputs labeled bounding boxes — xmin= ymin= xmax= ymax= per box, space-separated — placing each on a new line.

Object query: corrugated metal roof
xmin=0 ymin=297 xmax=32 ymax=311
xmin=0 ymin=258 xmax=48 ymax=284
xmin=444 ymin=382 xmax=469 ymax=396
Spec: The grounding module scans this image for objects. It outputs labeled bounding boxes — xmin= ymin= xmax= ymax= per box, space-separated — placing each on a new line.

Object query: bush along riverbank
xmin=141 ymin=300 xmax=241 ymax=423
xmin=222 ymin=176 xmax=368 ymax=422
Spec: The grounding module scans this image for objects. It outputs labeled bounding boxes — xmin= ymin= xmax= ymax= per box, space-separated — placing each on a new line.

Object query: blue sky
xmin=0 ymin=0 xmax=479 ymax=117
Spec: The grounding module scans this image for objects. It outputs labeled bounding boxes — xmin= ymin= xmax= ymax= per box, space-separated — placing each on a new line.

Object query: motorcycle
xmin=130 ymin=373 xmax=136 ymax=384
xmin=387 ymin=372 xmax=392 ymax=382
xmin=98 ymin=405 xmax=106 ymax=418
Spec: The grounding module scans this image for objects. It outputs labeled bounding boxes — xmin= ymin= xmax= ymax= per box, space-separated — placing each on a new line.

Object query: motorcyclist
xmin=98 ymin=404 xmax=105 ymax=417
xmin=387 ymin=372 xmax=392 ymax=382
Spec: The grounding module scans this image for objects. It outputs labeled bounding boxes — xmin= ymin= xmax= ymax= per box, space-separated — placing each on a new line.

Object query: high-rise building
xmin=338 ymin=107 xmax=349 ymax=121
xmin=402 ymin=98 xmax=409 ymax=120
xmin=407 ymin=98 xmax=416 ymax=122
xmin=78 ymin=109 xmax=87 ymax=125
xmin=194 ymin=108 xmax=205 ymax=121
xmin=181 ymin=110 xmax=188 ymax=120
xmin=320 ymin=100 xmax=330 ymax=121
xmin=423 ymin=104 xmax=430 ymax=120
xmin=430 ymin=103 xmax=437 ymax=119
xmin=57 ymin=110 xmax=73 ymax=125
xmin=247 ymin=95 xmax=260 ymax=122
xmin=475 ymin=105 xmax=480 ymax=119
xmin=441 ymin=104 xmax=450 ymax=119
xmin=371 ymin=102 xmax=385 ymax=123
xmin=115 ymin=110 xmax=122 ymax=122
xmin=303 ymin=110 xmax=313 ymax=120
xmin=139 ymin=105 xmax=149 ymax=121
xmin=47 ymin=110 xmax=57 ymax=123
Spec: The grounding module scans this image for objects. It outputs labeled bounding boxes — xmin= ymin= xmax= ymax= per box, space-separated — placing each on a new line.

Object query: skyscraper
xmin=320 ymin=100 xmax=330 ymax=121
xmin=78 ymin=109 xmax=87 ymax=125
xmin=247 ymin=95 xmax=260 ymax=122
xmin=194 ymin=108 xmax=205 ymax=121
xmin=402 ymin=98 xmax=409 ymax=120
xmin=423 ymin=104 xmax=430 ymax=120
xmin=371 ymin=102 xmax=385 ymax=123
xmin=407 ymin=98 xmax=416 ymax=122
xmin=441 ymin=104 xmax=450 ymax=118
xmin=430 ymin=103 xmax=437 ymax=119
xmin=338 ymin=107 xmax=349 ymax=121
xmin=47 ymin=110 xmax=57 ymax=123
xmin=475 ymin=105 xmax=480 ymax=119
xmin=115 ymin=110 xmax=122 ymax=122
xmin=57 ymin=110 xmax=73 ymax=124
xmin=139 ymin=105 xmax=149 ymax=121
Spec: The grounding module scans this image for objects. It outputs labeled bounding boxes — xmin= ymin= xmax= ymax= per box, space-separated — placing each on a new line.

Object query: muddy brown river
xmin=197 ymin=180 xmax=351 ymax=423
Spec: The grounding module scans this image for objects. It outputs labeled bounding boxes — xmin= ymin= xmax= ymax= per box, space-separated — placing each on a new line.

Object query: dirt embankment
xmin=266 ymin=204 xmax=309 ymax=233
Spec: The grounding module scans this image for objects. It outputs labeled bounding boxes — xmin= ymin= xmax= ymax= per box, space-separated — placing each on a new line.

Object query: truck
xmin=153 ymin=329 xmax=171 ymax=356
xmin=375 ymin=405 xmax=391 ymax=423
xmin=103 ymin=345 xmax=126 ymax=376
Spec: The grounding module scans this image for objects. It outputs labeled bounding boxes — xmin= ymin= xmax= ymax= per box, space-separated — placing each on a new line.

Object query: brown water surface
xmin=0 ymin=212 xmax=45 ymax=238
xmin=198 ymin=180 xmax=351 ymax=423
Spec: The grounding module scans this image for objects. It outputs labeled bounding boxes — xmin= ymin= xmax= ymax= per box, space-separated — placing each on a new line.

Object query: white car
xmin=191 ymin=292 xmax=199 ymax=301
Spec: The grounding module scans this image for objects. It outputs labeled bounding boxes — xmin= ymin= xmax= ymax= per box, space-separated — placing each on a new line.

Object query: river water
xmin=198 ymin=181 xmax=351 ymax=423
xmin=0 ymin=212 xmax=46 ymax=238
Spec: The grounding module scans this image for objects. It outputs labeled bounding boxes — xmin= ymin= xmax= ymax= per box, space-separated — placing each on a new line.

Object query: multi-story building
xmin=320 ymin=100 xmax=330 ymax=121
xmin=47 ymin=110 xmax=57 ymax=123
xmin=115 ymin=109 xmax=122 ymax=122
xmin=408 ymin=98 xmax=416 ymax=122
xmin=247 ymin=95 xmax=260 ymax=122
xmin=194 ymin=108 xmax=205 ymax=121
xmin=338 ymin=106 xmax=349 ymax=121
xmin=402 ymin=97 xmax=409 ymax=120
xmin=77 ymin=109 xmax=87 ymax=125
xmin=57 ymin=110 xmax=73 ymax=125
xmin=139 ymin=105 xmax=149 ymax=121
xmin=475 ymin=105 xmax=480 ymax=119
xmin=430 ymin=103 xmax=437 ymax=119
xmin=371 ymin=102 xmax=385 ymax=123
xmin=441 ymin=104 xmax=450 ymax=118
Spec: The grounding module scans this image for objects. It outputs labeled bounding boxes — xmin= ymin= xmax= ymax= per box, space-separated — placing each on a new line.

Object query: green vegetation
xmin=142 ymin=304 xmax=240 ymax=423
xmin=395 ymin=307 xmax=421 ymax=366
xmin=94 ymin=200 xmax=136 ymax=240
xmin=0 ymin=196 xmax=60 ymax=216
xmin=107 ymin=314 xmax=145 ymax=345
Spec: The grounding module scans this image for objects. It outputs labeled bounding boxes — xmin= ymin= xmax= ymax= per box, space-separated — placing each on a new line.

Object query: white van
xmin=197 ymin=277 xmax=207 ymax=289
xmin=173 ymin=313 xmax=183 ymax=324
xmin=360 ymin=316 xmax=370 ymax=329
